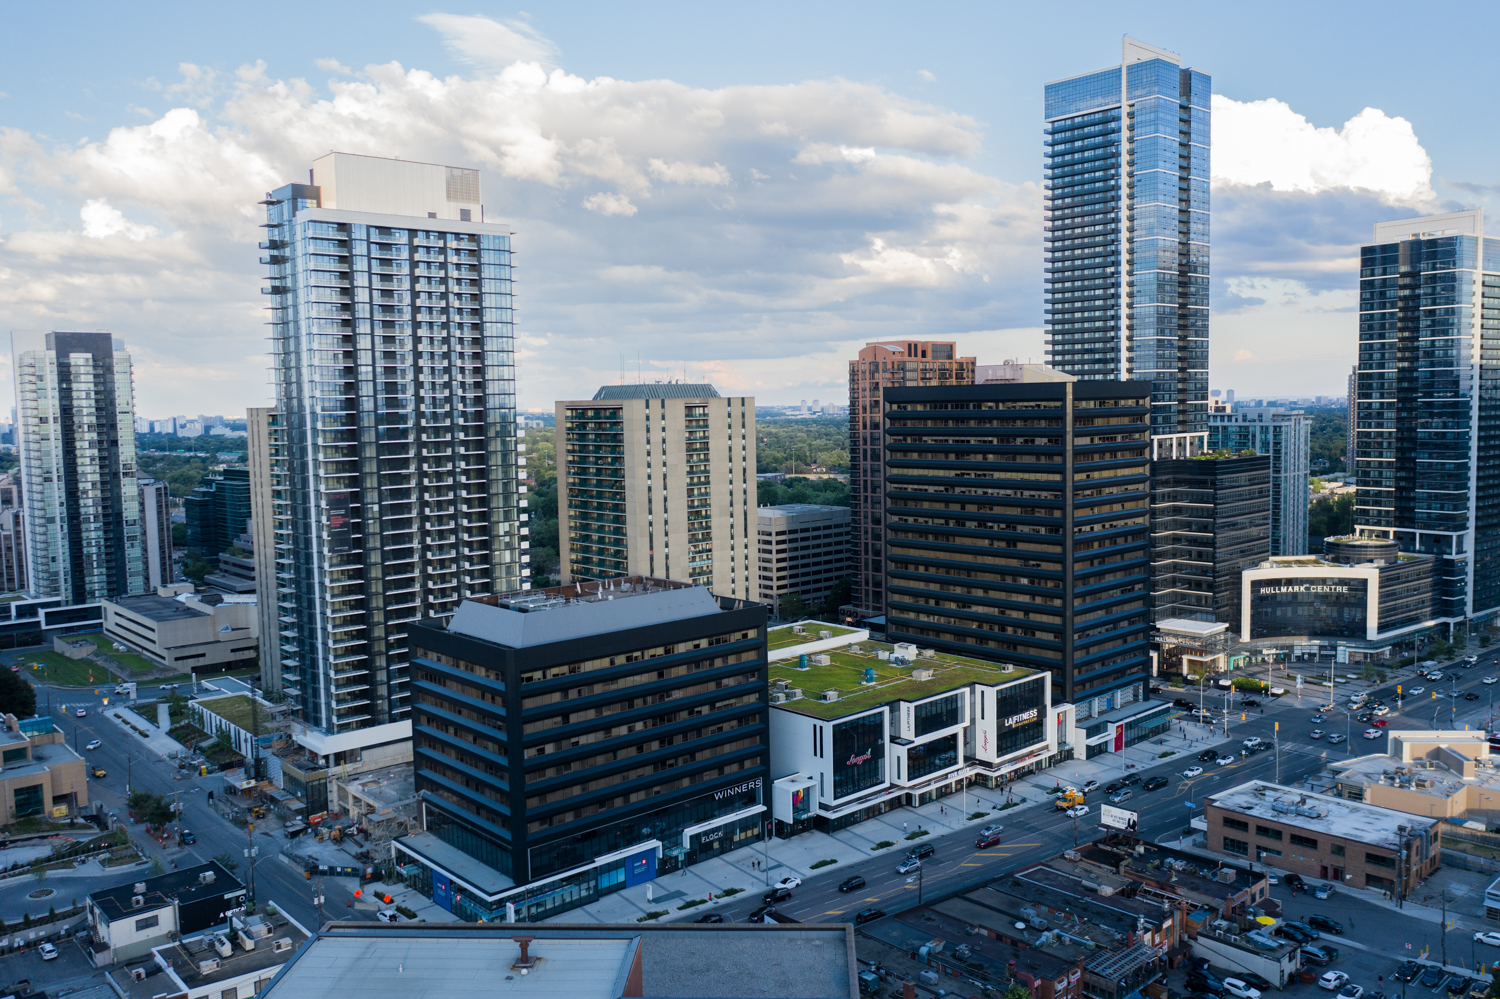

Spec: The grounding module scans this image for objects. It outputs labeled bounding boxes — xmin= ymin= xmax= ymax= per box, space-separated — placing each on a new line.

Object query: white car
xmin=376 ymin=908 xmax=400 ymax=923
xmin=1408 ymin=687 xmax=1425 ymax=695
xmin=1266 ymin=872 xmax=1279 ymax=884
xmin=774 ymin=875 xmax=802 ymax=890
xmin=1215 ymin=756 xmax=1235 ymax=766
xmin=1475 ymin=931 xmax=1500 ymax=947
xmin=37 ymin=942 xmax=58 ymax=960
xmin=1486 ymin=677 xmax=1499 ymax=685
xmin=1318 ymin=971 xmax=1349 ymax=991
xmin=1065 ymin=804 xmax=1089 ymax=818
xmin=1081 ymin=780 xmax=1100 ymax=793
xmin=1363 ymin=729 xmax=1383 ymax=740
xmin=1224 ymin=978 xmax=1261 ymax=999
xmin=85 ymin=739 xmax=102 ymax=751
xmin=980 ymin=824 xmax=1004 ymax=838
xmin=1182 ymin=766 xmax=1204 ymax=778
xmin=1310 ymin=730 xmax=1325 ymax=739
xmin=1373 ymin=705 xmax=1390 ymax=716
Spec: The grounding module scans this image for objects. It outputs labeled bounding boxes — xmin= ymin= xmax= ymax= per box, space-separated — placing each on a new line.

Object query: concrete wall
xmin=1190 ymin=933 xmax=1299 ymax=988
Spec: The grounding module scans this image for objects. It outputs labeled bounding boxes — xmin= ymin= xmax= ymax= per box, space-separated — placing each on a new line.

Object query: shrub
xmin=809 ymin=858 xmax=838 ymax=869
xmin=969 ymin=811 xmax=988 ymax=820
xmin=720 ymin=887 xmax=744 ymax=897
xmin=904 ymin=829 xmax=930 ymax=841
xmin=637 ymin=909 xmax=668 ymax=922
xmin=1157 ymin=750 xmax=1176 ymax=758
xmin=677 ymin=898 xmax=707 ymax=910
xmin=997 ymin=801 xmax=1020 ymax=811
xmin=395 ymin=905 xmax=417 ymax=919
xmin=872 ymin=840 xmax=896 ymax=850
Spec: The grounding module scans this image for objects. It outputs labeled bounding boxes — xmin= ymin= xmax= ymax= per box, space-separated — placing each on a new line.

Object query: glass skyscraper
xmin=1044 ymin=38 xmax=1211 ymax=445
xmin=1354 ymin=209 xmax=1500 ymax=620
xmin=262 ymin=152 xmax=522 ymax=742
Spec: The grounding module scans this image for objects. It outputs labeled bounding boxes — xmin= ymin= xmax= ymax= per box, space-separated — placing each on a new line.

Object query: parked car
xmin=1143 ymin=776 xmax=1169 ymax=791
xmin=695 ymin=912 xmax=724 ymax=923
xmin=1318 ymin=972 xmax=1350 ymax=991
xmin=980 ymin=824 xmax=1005 ymax=838
xmin=1420 ymin=969 xmax=1447 ymax=988
xmin=1474 ymin=931 xmax=1500 ymax=947
xmin=1187 ymin=975 xmax=1225 ymax=996
xmin=177 ymin=829 xmax=195 ymax=845
xmin=1189 ymin=958 xmax=1213 ymax=974
xmin=1338 ymin=985 xmax=1364 ymax=999
xmin=896 ymin=857 xmax=922 ymax=874
xmin=1284 ymin=872 xmax=1305 ymax=887
xmin=1266 ymin=872 xmax=1279 ymax=884
xmin=85 ymin=739 xmax=102 ymax=751
xmin=1066 ymin=804 xmax=1089 ymax=818
xmin=376 ymin=909 xmax=400 ymax=923
xmin=762 ymin=886 xmax=793 ymax=905
xmin=1285 ymin=920 xmax=1319 ymax=939
xmin=1394 ymin=961 xmax=1420 ymax=982
xmin=1223 ymin=978 xmax=1262 ymax=999
xmin=1235 ymin=973 xmax=1274 ymax=992
xmin=854 ymin=907 xmax=886 ymax=924
xmin=774 ymin=876 xmax=802 ymax=890
xmin=1274 ymin=924 xmax=1312 ymax=944
xmin=37 ymin=942 xmax=58 ymax=960
xmin=1307 ymin=914 xmax=1344 ymax=934
xmin=838 ymin=876 xmax=867 ymax=893
xmin=1310 ymin=730 xmax=1325 ymax=739
xmin=976 ymin=832 xmax=1003 ymax=849
xmin=906 ymin=843 xmax=935 ymax=860
xmin=1182 ymin=766 xmax=1204 ymax=778
xmin=1313 ymin=882 xmax=1334 ymax=899
xmin=91 ymin=766 xmax=106 ymax=778
xmin=1300 ymin=946 xmax=1331 ymax=966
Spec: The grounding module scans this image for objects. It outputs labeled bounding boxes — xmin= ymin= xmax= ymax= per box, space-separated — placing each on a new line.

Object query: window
xmin=1222 ymin=837 xmax=1248 ymax=856
xmin=1256 ymin=825 xmax=1283 ymax=841
xmin=1290 ymin=833 xmax=1318 ymax=849
xmin=1257 ymin=846 xmax=1282 ymax=859
xmin=134 ymin=914 xmax=160 ymax=932
xmin=1365 ymin=852 xmax=1396 ymax=869
xmin=12 ymin=783 xmax=42 ymax=819
xmin=1223 ymin=817 xmax=1248 ymax=832
xmin=1330 ymin=843 xmax=1345 ymax=857
xmin=913 ymin=694 xmax=961 ymax=736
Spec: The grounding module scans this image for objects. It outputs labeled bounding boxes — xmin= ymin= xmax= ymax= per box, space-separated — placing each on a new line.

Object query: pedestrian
xmin=903 ymin=821 xmax=908 ymax=833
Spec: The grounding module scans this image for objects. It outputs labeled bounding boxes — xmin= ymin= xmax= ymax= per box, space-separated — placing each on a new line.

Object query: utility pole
xmin=174 ymin=790 xmax=180 ymax=846
xmin=313 ymin=880 xmax=326 ymax=924
xmin=126 ymin=753 xmax=133 ymax=794
xmin=1441 ymin=891 xmax=1448 ymax=968
xmin=245 ymin=823 xmax=258 ymax=904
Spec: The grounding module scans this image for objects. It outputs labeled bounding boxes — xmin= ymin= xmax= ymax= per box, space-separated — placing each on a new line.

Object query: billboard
xmin=326 ymin=491 xmax=354 ymax=553
xmin=1100 ymin=805 xmax=1138 ymax=831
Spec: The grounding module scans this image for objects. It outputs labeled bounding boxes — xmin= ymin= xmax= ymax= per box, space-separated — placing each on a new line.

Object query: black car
xmin=1394 ymin=962 xmax=1420 ymax=983
xmin=695 ymin=913 xmax=725 ymax=923
xmin=1273 ymin=925 xmax=1311 ymax=943
xmin=1420 ymin=968 xmax=1447 ymax=988
xmin=1284 ymin=919 xmax=1319 ymax=939
xmin=1234 ymin=972 xmax=1274 ymax=992
xmin=1186 ymin=976 xmax=1225 ymax=996
xmin=854 ymin=907 xmax=886 ymax=924
xmin=1121 ymin=773 xmax=1141 ymax=786
xmin=1306 ymin=914 xmax=1343 ymax=934
xmin=1198 ymin=749 xmax=1219 ymax=762
xmin=178 ymin=829 xmax=196 ymax=845
xmin=762 ymin=886 xmax=793 ymax=905
xmin=1174 ymin=698 xmax=1195 ymax=709
xmin=1104 ymin=781 xmax=1125 ymax=794
xmin=1467 ymin=692 xmax=1481 ymax=700
xmin=838 ymin=876 xmax=867 ymax=893
xmin=906 ymin=843 xmax=935 ymax=860
xmin=1241 ymin=698 xmax=1261 ymax=707
xmin=748 ymin=905 xmax=777 ymax=923
xmin=1188 ymin=957 xmax=1212 ymax=974
xmin=1143 ymin=776 xmax=1169 ymax=791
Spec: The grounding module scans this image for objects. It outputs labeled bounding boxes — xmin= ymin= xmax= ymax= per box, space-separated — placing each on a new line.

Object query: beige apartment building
xmin=557 ymin=384 xmax=756 ymax=600
xmin=846 ymin=341 xmax=975 ymax=622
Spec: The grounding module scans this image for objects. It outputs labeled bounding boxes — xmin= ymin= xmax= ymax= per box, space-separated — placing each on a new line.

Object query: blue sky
xmin=3 ymin=0 xmax=1497 ymax=416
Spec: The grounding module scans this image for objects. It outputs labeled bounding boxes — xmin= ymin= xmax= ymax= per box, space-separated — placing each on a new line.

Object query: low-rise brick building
xmin=1204 ymin=780 xmax=1439 ymax=898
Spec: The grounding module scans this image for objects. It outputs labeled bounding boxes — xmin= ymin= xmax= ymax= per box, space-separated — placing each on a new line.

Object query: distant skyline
xmin=3 ymin=1 xmax=1497 ymax=416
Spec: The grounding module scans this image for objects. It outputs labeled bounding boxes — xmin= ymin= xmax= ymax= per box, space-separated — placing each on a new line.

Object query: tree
xmin=817 ymin=577 xmax=853 ymax=621
xmin=213 ymin=851 xmax=240 ymax=874
xmin=182 ymin=552 xmax=214 ymax=584
xmin=29 ymin=858 xmax=47 ymax=883
xmin=1001 ymin=984 xmax=1033 ymax=999
xmin=778 ymin=593 xmax=808 ymax=621
xmin=0 ymin=670 xmax=37 ymax=718
xmin=171 ymin=522 xmax=188 ymax=546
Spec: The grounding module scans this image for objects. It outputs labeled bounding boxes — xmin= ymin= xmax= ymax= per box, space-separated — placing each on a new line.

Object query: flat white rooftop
xmin=1207 ymin=780 xmax=1438 ymax=850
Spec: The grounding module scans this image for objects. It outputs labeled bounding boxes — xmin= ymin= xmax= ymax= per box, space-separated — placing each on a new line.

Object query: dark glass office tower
xmin=881 ymin=381 xmax=1157 ymax=725
xmin=1354 ymin=210 xmax=1500 ymax=619
xmin=1044 ymin=38 xmax=1210 ymax=440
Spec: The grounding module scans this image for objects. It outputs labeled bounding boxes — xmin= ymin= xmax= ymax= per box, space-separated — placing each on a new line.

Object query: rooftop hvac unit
xmin=877 ymin=650 xmax=890 ymax=661
xmin=770 ymin=692 xmax=787 ymax=704
xmin=999 ymin=664 xmax=1014 ymax=672
xmin=272 ymin=937 xmax=293 ymax=954
xmin=821 ymin=690 xmax=840 ymax=703
xmin=198 ymin=959 xmax=221 ymax=975
xmin=130 ymin=968 xmax=147 ymax=982
xmin=199 ymin=871 xmax=216 ymax=885
xmin=1216 ymin=868 xmax=1236 ymax=883
xmin=1018 ymin=906 xmax=1036 ymax=920
xmin=1098 ymin=885 xmax=1115 ymax=896
xmin=819 ymin=630 xmax=832 ymax=639
xmin=1029 ymin=916 xmax=1048 ymax=929
xmin=131 ymin=895 xmax=145 ymax=909
xmin=793 ymin=625 xmax=805 ymax=634
xmin=911 ymin=668 xmax=935 ymax=680
xmin=133 ymin=882 xmax=147 ymax=894
xmin=786 ymin=688 xmax=803 ymax=701
xmin=921 ymin=648 xmax=936 ymax=658
xmin=812 ymin=654 xmax=831 ymax=666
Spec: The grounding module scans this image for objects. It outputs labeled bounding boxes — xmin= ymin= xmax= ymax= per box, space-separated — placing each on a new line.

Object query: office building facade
xmin=1206 ymin=408 xmax=1310 ymax=557
xmin=262 ymin=152 xmax=522 ymax=741
xmin=11 ymin=331 xmax=145 ymax=602
xmin=184 ymin=467 xmax=252 ymax=559
xmin=400 ymin=577 xmax=768 ymax=922
xmin=1354 ymin=210 xmax=1500 ymax=620
xmin=755 ymin=504 xmax=850 ymax=618
xmin=847 ymin=341 xmax=975 ymax=622
xmin=1044 ymin=37 xmax=1211 ymax=446
xmin=139 ymin=478 xmax=174 ymax=589
xmin=556 ymin=385 xmax=756 ymax=600
xmin=1150 ymin=453 xmax=1271 ymax=625
xmin=881 ymin=380 xmax=1167 ymax=749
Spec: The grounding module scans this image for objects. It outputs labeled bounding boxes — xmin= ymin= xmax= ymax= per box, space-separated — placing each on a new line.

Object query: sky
xmin=2 ymin=0 xmax=1498 ymax=418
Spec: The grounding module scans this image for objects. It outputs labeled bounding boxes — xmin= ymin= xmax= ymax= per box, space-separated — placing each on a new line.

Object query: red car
xmin=975 ymin=832 xmax=1003 ymax=849
xmin=1373 ymin=719 xmax=1388 ymax=727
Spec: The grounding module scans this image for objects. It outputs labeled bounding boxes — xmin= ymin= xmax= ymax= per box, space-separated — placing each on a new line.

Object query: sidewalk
xmin=108 ymin=706 xmax=189 ymax=758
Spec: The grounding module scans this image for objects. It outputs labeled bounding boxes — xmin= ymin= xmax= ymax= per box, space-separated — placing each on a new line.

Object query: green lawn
xmin=767 ymin=622 xmax=857 ymax=651
xmin=112 ymin=652 xmax=161 ymax=675
xmin=17 ymin=651 xmax=119 ymax=688
xmin=196 ymin=693 xmax=273 ymax=734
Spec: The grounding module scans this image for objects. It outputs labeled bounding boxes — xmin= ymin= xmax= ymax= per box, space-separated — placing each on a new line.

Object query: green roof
xmin=767 ymin=621 xmax=859 ymax=652
xmin=768 ymin=636 xmax=1040 ymax=719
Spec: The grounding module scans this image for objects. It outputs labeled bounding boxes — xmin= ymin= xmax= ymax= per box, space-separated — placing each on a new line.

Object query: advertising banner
xmin=1100 ymin=805 xmax=1138 ymax=831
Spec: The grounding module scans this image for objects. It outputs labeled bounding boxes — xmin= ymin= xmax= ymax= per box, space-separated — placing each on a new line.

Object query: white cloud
xmin=79 ymin=199 xmax=158 ymax=240
xmin=1213 ymin=95 xmax=1434 ymax=203
xmin=316 ymin=58 xmax=352 ymax=75
xmin=917 ymin=70 xmax=936 ymax=82
xmin=582 ymin=192 xmax=638 ymax=216
xmin=417 ymin=13 xmax=559 ymax=69
xmin=647 ymin=159 xmax=731 ymax=186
